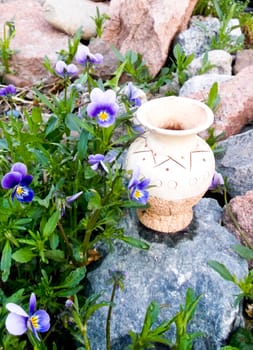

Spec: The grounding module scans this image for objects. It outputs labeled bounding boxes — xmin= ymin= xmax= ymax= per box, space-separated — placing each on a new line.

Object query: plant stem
xmin=82 ymin=209 xmax=101 ymax=262
xmin=82 ymin=324 xmax=91 ymax=350
xmin=57 ymin=221 xmax=80 ymax=265
xmin=106 ymin=282 xmax=117 ymax=350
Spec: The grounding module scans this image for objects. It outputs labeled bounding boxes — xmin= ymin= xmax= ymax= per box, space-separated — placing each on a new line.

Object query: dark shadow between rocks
xmin=138 ymin=216 xmax=199 ymax=247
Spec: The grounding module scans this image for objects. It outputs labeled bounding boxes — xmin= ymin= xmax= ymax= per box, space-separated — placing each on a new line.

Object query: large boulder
xmin=101 ymin=0 xmax=199 ymax=77
xmin=0 ymin=0 xmax=68 ymax=86
xmin=43 ymin=0 xmax=110 ymax=40
xmin=183 ymin=66 xmax=253 ymax=139
xmin=87 ymin=199 xmax=247 ymax=349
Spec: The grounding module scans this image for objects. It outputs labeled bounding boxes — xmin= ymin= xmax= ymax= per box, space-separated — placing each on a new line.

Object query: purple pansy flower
xmin=1 ymin=162 xmax=34 ymax=202
xmin=208 ymin=170 xmax=224 ymax=190
xmin=0 ymin=84 xmax=16 ymax=97
xmin=88 ymin=154 xmax=108 ymax=173
xmin=75 ymin=44 xmax=103 ymax=65
xmin=55 ymin=60 xmax=78 ymax=78
xmin=126 ymin=82 xmax=142 ymax=107
xmin=87 ymin=88 xmax=119 ymax=128
xmin=61 ymin=191 xmax=83 ymax=217
xmin=128 ymin=167 xmax=150 ymax=205
xmin=5 ymin=293 xmax=50 ymax=340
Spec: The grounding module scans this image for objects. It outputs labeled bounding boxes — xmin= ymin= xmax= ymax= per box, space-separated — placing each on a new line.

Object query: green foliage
xmin=205 ymin=82 xmax=220 ymax=112
xmin=126 ymin=288 xmax=202 ymax=350
xmin=208 ymin=243 xmax=253 ymax=348
xmin=208 ymin=244 xmax=253 ymax=305
xmin=0 ymin=20 xmax=16 ymax=74
xmin=197 ymin=52 xmax=216 ymax=75
xmin=193 ymin=0 xmax=249 ymax=18
xmin=228 ymin=327 xmax=253 ymax=350
xmin=210 ymin=2 xmax=245 ymax=53
xmin=56 ymin=26 xmax=83 ymax=64
xmin=91 ymin=6 xmax=110 ymax=38
xmin=110 ymin=47 xmax=152 ymax=84
xmin=0 ymin=29 xmax=151 ymax=348
xmin=170 ymin=43 xmax=195 ymax=86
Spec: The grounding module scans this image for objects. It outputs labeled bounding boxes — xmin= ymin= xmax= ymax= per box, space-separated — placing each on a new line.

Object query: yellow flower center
xmin=99 ymin=111 xmax=109 ymax=121
xmin=30 ymin=315 xmax=39 ymax=329
xmin=134 ymin=189 xmax=143 ymax=199
xmin=16 ymin=186 xmax=25 ymax=196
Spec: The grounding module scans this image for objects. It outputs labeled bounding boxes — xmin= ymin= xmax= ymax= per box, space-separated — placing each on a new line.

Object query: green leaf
xmin=232 ymin=244 xmax=253 ymax=261
xmin=45 ymin=249 xmax=65 ymax=262
xmin=119 ymin=235 xmax=150 ymax=250
xmin=87 ymin=189 xmax=102 ymax=210
xmin=31 ymin=106 xmax=43 ymax=123
xmin=65 ymin=113 xmax=82 ymax=132
xmin=56 ymin=267 xmax=86 ymax=289
xmin=12 ymin=248 xmax=35 ymax=263
xmin=208 ymin=260 xmax=235 ymax=282
xmin=141 ymin=301 xmax=160 ymax=337
xmin=77 ymin=129 xmax=89 ymax=160
xmin=43 ymin=210 xmax=61 ymax=237
xmin=45 ymin=115 xmax=59 ymax=136
xmin=49 ymin=232 xmax=59 ymax=250
xmin=1 ymin=240 xmax=12 ymax=282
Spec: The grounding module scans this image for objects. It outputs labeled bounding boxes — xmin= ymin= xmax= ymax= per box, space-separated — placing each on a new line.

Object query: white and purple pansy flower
xmin=75 ymin=44 xmax=103 ymax=65
xmin=128 ymin=167 xmax=150 ymax=205
xmin=87 ymin=88 xmax=119 ymax=128
xmin=88 ymin=154 xmax=109 ymax=173
xmin=126 ymin=82 xmax=142 ymax=107
xmin=55 ymin=60 xmax=78 ymax=78
xmin=1 ymin=162 xmax=34 ymax=203
xmin=5 ymin=293 xmax=50 ymax=340
xmin=208 ymin=170 xmax=224 ymax=190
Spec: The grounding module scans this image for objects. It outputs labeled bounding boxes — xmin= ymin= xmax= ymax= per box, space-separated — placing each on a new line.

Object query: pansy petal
xmin=5 ymin=313 xmax=28 ymax=335
xmin=6 ymin=303 xmax=28 ymax=317
xmin=75 ymin=45 xmax=90 ymax=64
xmin=55 ymin=60 xmax=67 ymax=76
xmin=104 ymin=89 xmax=117 ymax=104
xmin=138 ymin=178 xmax=150 ymax=190
xmin=20 ymin=174 xmax=33 ymax=186
xmin=86 ymin=102 xmax=101 ymax=118
xmin=66 ymin=191 xmax=83 ymax=204
xmin=6 ymin=84 xmax=16 ymax=95
xmin=88 ymin=154 xmax=105 ymax=165
xmin=1 ymin=171 xmax=22 ymax=189
xmin=33 ymin=310 xmax=50 ymax=332
xmin=29 ymin=293 xmax=36 ymax=315
xmin=128 ymin=167 xmax=140 ymax=189
xmin=11 ymin=162 xmax=27 ymax=176
xmin=93 ymin=53 xmax=103 ymax=64
xmin=97 ymin=113 xmax=115 ymax=128
xmin=14 ymin=186 xmax=34 ymax=203
xmin=89 ymin=88 xmax=105 ymax=103
xmin=67 ymin=63 xmax=78 ymax=76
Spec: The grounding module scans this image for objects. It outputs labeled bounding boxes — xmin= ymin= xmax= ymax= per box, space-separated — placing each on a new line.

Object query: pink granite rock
xmin=0 ymin=0 xmax=68 ymax=86
xmin=233 ymin=49 xmax=253 ymax=74
xmin=223 ymin=190 xmax=253 ymax=248
xmin=185 ymin=66 xmax=253 ymax=139
xmin=102 ymin=0 xmax=198 ymax=77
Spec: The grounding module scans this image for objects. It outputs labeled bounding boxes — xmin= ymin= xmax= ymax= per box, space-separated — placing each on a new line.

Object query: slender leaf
xmin=208 ymin=260 xmax=235 ymax=282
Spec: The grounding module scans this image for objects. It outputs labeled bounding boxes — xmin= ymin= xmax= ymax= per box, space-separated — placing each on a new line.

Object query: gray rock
xmin=216 ymin=129 xmax=253 ymax=197
xmin=187 ymin=50 xmax=233 ymax=78
xmin=176 ymin=17 xmax=220 ymax=57
xmin=179 ymin=73 xmax=232 ymax=97
xmin=176 ymin=17 xmax=243 ymax=58
xmin=87 ymin=198 xmax=247 ymax=349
